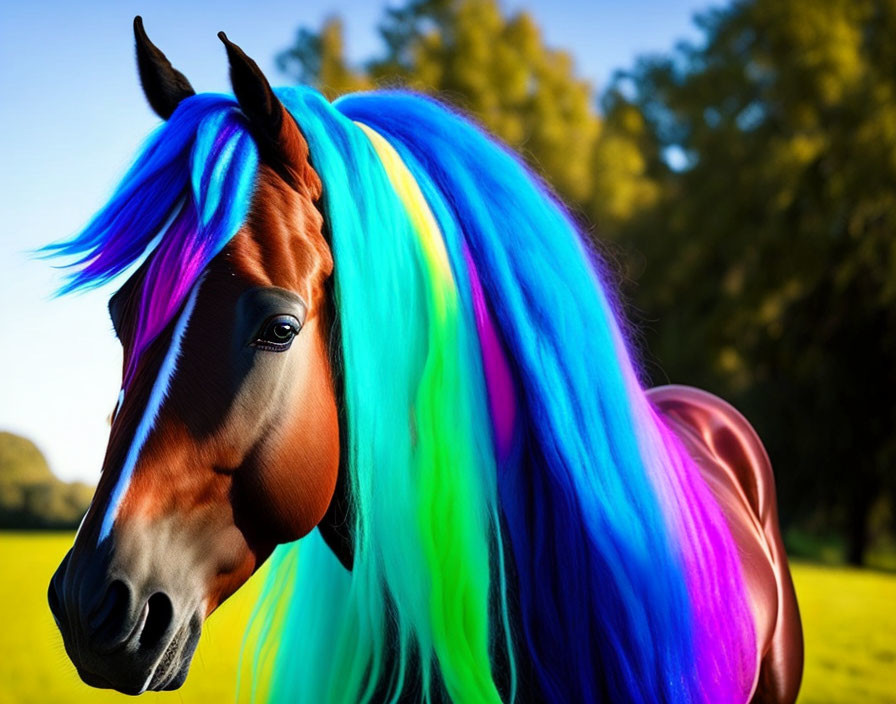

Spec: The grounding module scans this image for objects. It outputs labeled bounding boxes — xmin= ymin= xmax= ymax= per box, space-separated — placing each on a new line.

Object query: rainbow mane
xmin=46 ymin=87 xmax=756 ymax=703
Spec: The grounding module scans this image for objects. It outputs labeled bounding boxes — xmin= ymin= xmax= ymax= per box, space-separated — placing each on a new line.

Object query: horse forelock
xmin=44 ymin=94 xmax=259 ymax=387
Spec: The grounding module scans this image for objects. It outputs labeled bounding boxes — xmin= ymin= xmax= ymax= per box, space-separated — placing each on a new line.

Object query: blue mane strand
xmin=41 ymin=95 xmax=255 ymax=291
xmin=335 ymin=90 xmax=753 ymax=703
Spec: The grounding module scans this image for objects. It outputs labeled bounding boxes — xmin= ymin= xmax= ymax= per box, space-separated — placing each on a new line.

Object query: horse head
xmin=48 ymin=19 xmax=344 ymax=693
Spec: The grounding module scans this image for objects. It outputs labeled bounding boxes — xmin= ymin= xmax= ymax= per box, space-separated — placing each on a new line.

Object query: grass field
xmin=792 ymin=562 xmax=896 ymax=704
xmin=0 ymin=533 xmax=266 ymax=704
xmin=0 ymin=532 xmax=893 ymax=703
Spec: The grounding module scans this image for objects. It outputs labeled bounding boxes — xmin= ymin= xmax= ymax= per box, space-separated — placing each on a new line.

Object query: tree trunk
xmin=845 ymin=488 xmax=873 ymax=567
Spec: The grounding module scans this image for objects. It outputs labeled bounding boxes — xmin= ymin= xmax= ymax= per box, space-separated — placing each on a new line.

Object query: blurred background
xmin=1 ymin=0 xmax=894 ymax=702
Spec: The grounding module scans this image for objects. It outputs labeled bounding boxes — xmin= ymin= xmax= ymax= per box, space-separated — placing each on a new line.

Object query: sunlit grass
xmin=0 ymin=532 xmax=265 ymax=704
xmin=792 ymin=560 xmax=896 ymax=704
xmin=0 ymin=534 xmax=893 ymax=703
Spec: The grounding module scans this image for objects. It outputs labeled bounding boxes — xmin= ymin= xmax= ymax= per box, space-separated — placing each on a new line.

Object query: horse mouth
xmin=143 ymin=614 xmax=204 ymax=693
xmin=147 ymin=629 xmax=188 ymax=691
xmin=73 ymin=614 xmax=203 ymax=695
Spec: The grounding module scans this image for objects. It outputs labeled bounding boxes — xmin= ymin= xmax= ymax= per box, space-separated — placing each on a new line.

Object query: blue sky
xmin=0 ymin=0 xmax=714 ymax=482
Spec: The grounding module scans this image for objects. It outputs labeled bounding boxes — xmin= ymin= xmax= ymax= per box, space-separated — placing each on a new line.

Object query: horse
xmin=45 ymin=17 xmax=803 ymax=703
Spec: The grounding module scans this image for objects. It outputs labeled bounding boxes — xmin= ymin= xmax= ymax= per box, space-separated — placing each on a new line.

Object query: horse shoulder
xmin=645 ymin=384 xmax=804 ymax=704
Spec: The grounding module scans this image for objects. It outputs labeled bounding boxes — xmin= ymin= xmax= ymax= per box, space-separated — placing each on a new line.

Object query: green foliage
xmin=0 ymin=431 xmax=93 ymax=529
xmin=603 ymin=0 xmax=896 ymax=565
xmin=277 ymin=0 xmax=600 ymax=205
xmin=0 ymin=431 xmax=53 ymax=483
xmin=278 ymin=17 xmax=371 ymax=99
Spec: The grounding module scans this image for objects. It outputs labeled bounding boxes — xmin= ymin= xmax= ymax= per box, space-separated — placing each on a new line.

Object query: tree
xmin=277 ymin=17 xmax=371 ymax=100
xmin=0 ymin=431 xmax=93 ymax=529
xmin=277 ymin=0 xmax=600 ymax=207
xmin=606 ymin=0 xmax=896 ymax=565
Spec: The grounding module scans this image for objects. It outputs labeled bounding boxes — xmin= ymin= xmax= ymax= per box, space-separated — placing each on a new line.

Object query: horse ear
xmin=218 ymin=32 xmax=282 ymax=142
xmin=133 ymin=16 xmax=195 ymax=120
xmin=218 ymin=32 xmax=318 ymax=194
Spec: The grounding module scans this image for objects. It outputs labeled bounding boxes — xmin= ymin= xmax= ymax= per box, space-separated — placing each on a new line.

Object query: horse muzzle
xmin=48 ymin=540 xmax=205 ymax=694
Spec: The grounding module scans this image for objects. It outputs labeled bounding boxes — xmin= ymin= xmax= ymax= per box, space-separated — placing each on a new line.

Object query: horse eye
xmin=253 ymin=315 xmax=301 ymax=351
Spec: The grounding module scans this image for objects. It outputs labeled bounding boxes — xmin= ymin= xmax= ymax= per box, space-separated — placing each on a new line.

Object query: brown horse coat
xmin=649 ymin=385 xmax=803 ymax=703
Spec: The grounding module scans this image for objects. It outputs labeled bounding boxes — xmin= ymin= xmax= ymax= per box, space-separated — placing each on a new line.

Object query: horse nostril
xmin=87 ymin=582 xmax=176 ymax=655
xmin=139 ymin=592 xmax=173 ymax=652
xmin=89 ymin=579 xmax=132 ymax=649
